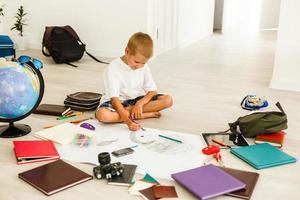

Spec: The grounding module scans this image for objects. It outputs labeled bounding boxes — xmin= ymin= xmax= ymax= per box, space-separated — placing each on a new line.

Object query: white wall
xmin=177 ymin=0 xmax=215 ymax=47
xmin=2 ymin=0 xmax=148 ymax=57
xmin=260 ymin=0 xmax=281 ymax=30
xmin=270 ymin=0 xmax=300 ymax=92
xmin=222 ymin=0 xmax=261 ymax=33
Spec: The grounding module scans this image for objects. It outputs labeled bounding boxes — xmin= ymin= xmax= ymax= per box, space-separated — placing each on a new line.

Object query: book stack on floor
xmin=13 ymin=140 xmax=60 ymax=164
xmin=255 ymin=131 xmax=286 ymax=148
xmin=128 ymin=173 xmax=178 ymax=200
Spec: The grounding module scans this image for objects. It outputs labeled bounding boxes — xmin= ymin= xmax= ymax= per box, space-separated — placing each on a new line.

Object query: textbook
xmin=230 ymin=143 xmax=297 ymax=169
xmin=218 ymin=167 xmax=259 ymax=199
xmin=171 ymin=164 xmax=246 ymax=200
xmin=33 ymin=104 xmax=69 ymax=116
xmin=255 ymin=131 xmax=286 ymax=148
xmin=13 ymin=140 xmax=60 ymax=164
xmin=18 ymin=160 xmax=93 ymax=196
xmin=107 ymin=164 xmax=137 ymax=186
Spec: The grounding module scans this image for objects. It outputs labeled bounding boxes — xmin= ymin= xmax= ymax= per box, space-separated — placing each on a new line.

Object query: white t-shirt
xmin=100 ymin=57 xmax=157 ymax=105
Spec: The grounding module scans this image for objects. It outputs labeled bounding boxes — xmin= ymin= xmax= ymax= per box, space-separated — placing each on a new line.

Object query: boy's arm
xmin=131 ymin=91 xmax=157 ymax=119
xmin=111 ymin=97 xmax=140 ymax=131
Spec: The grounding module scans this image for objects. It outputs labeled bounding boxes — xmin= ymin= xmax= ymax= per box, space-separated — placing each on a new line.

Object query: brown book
xmin=218 ymin=167 xmax=259 ymax=200
xmin=33 ymin=104 xmax=69 ymax=116
xmin=18 ymin=160 xmax=93 ymax=196
xmin=153 ymin=185 xmax=178 ymax=198
xmin=139 ymin=186 xmax=157 ymax=200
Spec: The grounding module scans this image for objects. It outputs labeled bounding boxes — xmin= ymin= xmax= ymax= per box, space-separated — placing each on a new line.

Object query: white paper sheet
xmin=56 ymin=120 xmax=207 ymax=180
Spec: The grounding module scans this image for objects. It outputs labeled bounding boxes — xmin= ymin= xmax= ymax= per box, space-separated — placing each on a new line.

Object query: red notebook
xmin=255 ymin=131 xmax=286 ymax=148
xmin=13 ymin=140 xmax=60 ymax=164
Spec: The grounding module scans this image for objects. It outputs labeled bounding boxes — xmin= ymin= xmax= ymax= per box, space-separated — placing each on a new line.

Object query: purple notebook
xmin=171 ymin=164 xmax=246 ymax=200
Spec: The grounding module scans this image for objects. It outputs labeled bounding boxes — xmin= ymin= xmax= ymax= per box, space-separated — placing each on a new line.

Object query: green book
xmin=230 ymin=143 xmax=297 ymax=169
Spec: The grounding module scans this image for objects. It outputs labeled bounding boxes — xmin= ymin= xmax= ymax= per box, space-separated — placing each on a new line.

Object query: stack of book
xmin=255 ymin=131 xmax=286 ymax=148
xmin=171 ymin=164 xmax=260 ymax=200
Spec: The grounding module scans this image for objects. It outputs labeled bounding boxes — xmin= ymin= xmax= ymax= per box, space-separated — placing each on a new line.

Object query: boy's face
xmin=125 ymin=48 xmax=149 ymax=70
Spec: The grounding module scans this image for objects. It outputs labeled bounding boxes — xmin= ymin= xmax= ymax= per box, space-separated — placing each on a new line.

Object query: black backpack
xmin=42 ymin=25 xmax=108 ymax=67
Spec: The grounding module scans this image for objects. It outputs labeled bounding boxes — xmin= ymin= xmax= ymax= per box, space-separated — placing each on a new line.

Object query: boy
xmin=96 ymin=32 xmax=173 ymax=131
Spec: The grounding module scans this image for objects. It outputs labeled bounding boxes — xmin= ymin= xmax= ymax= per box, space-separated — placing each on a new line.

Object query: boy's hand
xmin=125 ymin=118 xmax=141 ymax=131
xmin=131 ymin=103 xmax=143 ymax=119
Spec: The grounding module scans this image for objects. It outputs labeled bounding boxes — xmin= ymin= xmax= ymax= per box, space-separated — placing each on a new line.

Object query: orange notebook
xmin=13 ymin=140 xmax=60 ymax=164
xmin=255 ymin=131 xmax=286 ymax=148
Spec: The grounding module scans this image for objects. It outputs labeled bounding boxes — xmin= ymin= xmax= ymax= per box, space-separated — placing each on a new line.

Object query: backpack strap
xmin=275 ymin=102 xmax=285 ymax=113
xmin=65 ymin=62 xmax=79 ymax=68
xmin=85 ymin=51 xmax=109 ymax=64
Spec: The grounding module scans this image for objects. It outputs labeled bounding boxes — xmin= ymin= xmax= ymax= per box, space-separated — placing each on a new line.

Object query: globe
xmin=0 ymin=58 xmax=44 ymax=138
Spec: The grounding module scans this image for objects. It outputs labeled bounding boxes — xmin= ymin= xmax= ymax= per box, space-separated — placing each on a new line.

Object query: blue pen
xmin=129 ymin=144 xmax=139 ymax=149
xmin=158 ymin=134 xmax=183 ymax=143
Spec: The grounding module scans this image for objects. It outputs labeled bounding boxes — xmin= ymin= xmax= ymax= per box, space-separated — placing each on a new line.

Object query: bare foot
xmin=140 ymin=112 xmax=161 ymax=119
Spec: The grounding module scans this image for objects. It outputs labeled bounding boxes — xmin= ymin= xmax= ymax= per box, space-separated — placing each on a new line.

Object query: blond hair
xmin=127 ymin=32 xmax=153 ymax=58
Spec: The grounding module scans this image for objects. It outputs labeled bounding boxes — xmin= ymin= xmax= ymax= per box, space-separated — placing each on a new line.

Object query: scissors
xmin=202 ymin=145 xmax=224 ymax=166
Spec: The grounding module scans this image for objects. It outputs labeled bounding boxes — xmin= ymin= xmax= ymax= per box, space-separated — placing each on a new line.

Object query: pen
xmin=158 ymin=134 xmax=183 ymax=143
xmin=71 ymin=117 xmax=93 ymax=124
xmin=57 ymin=114 xmax=76 ymax=120
xmin=62 ymin=107 xmax=71 ymax=116
xmin=129 ymin=144 xmax=139 ymax=149
xmin=212 ymin=139 xmax=231 ymax=148
xmin=128 ymin=116 xmax=146 ymax=131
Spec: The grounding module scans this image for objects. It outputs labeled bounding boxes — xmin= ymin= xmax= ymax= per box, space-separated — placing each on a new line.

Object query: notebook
xmin=153 ymin=185 xmax=178 ymax=198
xmin=128 ymin=180 xmax=155 ymax=195
xmin=139 ymin=186 xmax=157 ymax=200
xmin=230 ymin=143 xmax=297 ymax=169
xmin=33 ymin=104 xmax=69 ymax=116
xmin=255 ymin=131 xmax=286 ymax=148
xmin=18 ymin=160 xmax=93 ymax=195
xmin=171 ymin=164 xmax=246 ymax=200
xmin=107 ymin=164 xmax=137 ymax=186
xmin=13 ymin=140 xmax=60 ymax=164
xmin=34 ymin=122 xmax=96 ymax=145
xmin=218 ymin=167 xmax=259 ymax=199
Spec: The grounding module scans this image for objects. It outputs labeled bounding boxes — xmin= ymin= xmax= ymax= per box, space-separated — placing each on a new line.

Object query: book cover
xmin=13 ymin=140 xmax=60 ymax=164
xmin=153 ymin=185 xmax=178 ymax=198
xmin=33 ymin=104 xmax=69 ymax=116
xmin=128 ymin=180 xmax=155 ymax=195
xmin=18 ymin=160 xmax=93 ymax=195
xmin=218 ymin=167 xmax=259 ymax=199
xmin=255 ymin=131 xmax=286 ymax=148
xmin=139 ymin=186 xmax=157 ymax=200
xmin=171 ymin=164 xmax=246 ymax=200
xmin=107 ymin=164 xmax=137 ymax=186
xmin=230 ymin=143 xmax=297 ymax=169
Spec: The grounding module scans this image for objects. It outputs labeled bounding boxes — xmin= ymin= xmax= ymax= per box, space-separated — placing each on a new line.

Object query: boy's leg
xmin=142 ymin=94 xmax=173 ymax=113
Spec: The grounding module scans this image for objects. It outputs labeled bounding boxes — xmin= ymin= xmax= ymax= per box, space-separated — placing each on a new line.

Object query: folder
xmin=13 ymin=140 xmax=60 ymax=164
xmin=171 ymin=164 xmax=246 ymax=200
xmin=230 ymin=143 xmax=297 ymax=169
xmin=18 ymin=160 xmax=93 ymax=195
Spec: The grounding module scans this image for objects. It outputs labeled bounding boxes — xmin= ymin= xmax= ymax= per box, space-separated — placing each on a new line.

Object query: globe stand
xmin=0 ymin=121 xmax=31 ymax=138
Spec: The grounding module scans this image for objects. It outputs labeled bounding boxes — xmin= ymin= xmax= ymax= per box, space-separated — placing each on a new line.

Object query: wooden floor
xmin=1 ymin=31 xmax=299 ymax=200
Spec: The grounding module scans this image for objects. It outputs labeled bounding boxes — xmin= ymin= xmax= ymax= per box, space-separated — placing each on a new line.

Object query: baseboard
xmin=28 ymin=43 xmax=122 ymax=58
xmin=270 ymin=79 xmax=300 ymax=92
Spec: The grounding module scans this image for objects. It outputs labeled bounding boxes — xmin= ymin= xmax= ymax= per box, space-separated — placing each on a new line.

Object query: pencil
xmin=62 ymin=107 xmax=71 ymax=116
xmin=70 ymin=117 xmax=93 ymax=124
xmin=158 ymin=134 xmax=183 ymax=143
xmin=212 ymin=139 xmax=231 ymax=148
xmin=57 ymin=114 xmax=76 ymax=120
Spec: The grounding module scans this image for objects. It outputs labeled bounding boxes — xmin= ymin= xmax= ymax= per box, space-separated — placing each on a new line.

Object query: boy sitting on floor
xmin=96 ymin=32 xmax=173 ymax=131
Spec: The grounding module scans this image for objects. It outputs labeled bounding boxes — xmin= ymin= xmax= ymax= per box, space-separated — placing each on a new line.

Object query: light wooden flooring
xmin=1 ymin=31 xmax=299 ymax=200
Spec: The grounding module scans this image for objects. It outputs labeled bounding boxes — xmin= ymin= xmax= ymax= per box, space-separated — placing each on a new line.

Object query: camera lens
xmin=98 ymin=152 xmax=111 ymax=165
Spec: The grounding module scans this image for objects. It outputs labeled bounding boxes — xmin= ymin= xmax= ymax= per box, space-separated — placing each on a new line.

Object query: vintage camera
xmin=93 ymin=152 xmax=124 ymax=179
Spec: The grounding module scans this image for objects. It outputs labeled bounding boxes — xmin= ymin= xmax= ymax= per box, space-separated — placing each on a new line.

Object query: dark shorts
xmin=99 ymin=94 xmax=163 ymax=112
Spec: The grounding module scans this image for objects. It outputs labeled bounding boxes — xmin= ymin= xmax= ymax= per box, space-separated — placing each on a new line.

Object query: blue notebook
xmin=231 ymin=143 xmax=297 ymax=169
xmin=171 ymin=164 xmax=246 ymax=200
